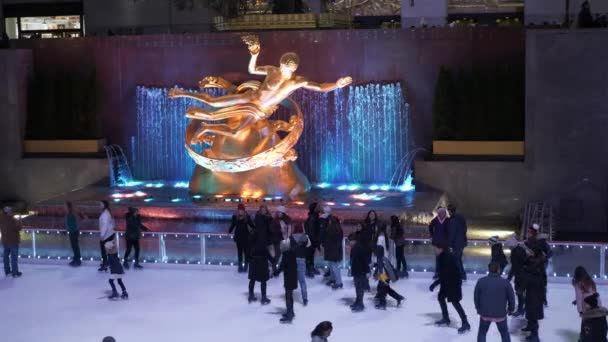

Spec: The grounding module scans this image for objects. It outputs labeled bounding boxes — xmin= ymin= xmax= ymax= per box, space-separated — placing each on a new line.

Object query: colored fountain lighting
xmin=347 ymin=184 xmax=360 ymax=191
xmin=325 ymin=201 xmax=336 ymax=206
xmin=113 ymin=199 xmax=121 ymax=202
xmin=143 ymin=198 xmax=154 ymax=202
xmin=174 ymin=181 xmax=189 ymax=188
xmin=192 ymin=195 xmax=202 ymax=199
xmin=293 ymin=201 xmax=305 ymax=205
xmin=119 ymin=181 xmax=143 ymax=187
xmin=316 ymin=182 xmax=331 ymax=189
xmin=274 ymin=196 xmax=282 ymax=200
xmin=124 ymin=194 xmax=135 ymax=198
xmin=171 ymin=198 xmax=182 ymax=203
xmin=111 ymin=193 xmax=123 ymax=198
xmin=379 ymin=185 xmax=391 ymax=191
xmin=368 ymin=184 xmax=380 ymax=191
xmin=354 ymin=202 xmax=366 ymax=207
xmin=263 ymin=197 xmax=273 ymax=201
xmin=352 ymin=193 xmax=374 ymax=201
xmin=224 ymin=198 xmax=232 ymax=202
xmin=134 ymin=191 xmax=147 ymax=197
xmin=341 ymin=203 xmax=351 ymax=207
xmin=215 ymin=195 xmax=224 ymax=198
xmin=337 ymin=185 xmax=348 ymax=191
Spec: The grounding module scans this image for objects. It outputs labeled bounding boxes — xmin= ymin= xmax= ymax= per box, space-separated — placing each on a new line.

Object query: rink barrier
xmin=7 ymin=228 xmax=608 ymax=279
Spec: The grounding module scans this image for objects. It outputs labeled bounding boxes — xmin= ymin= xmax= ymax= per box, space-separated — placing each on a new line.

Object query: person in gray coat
xmin=448 ymin=204 xmax=468 ymax=280
xmin=474 ymin=262 xmax=516 ymax=342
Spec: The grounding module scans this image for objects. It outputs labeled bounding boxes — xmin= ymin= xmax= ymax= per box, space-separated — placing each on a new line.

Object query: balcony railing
xmin=10 ymin=228 xmax=608 ymax=280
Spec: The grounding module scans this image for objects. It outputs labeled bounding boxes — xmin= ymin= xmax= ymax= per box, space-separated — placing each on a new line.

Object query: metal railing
xmin=10 ymin=228 xmax=608 ymax=279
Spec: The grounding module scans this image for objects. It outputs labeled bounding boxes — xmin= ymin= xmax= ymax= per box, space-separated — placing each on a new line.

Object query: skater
xmin=269 ymin=211 xmax=284 ymax=268
xmin=429 ymin=243 xmax=470 ymax=334
xmin=290 ymin=223 xmax=310 ymax=305
xmin=274 ymin=239 xmax=298 ymax=323
xmin=255 ymin=205 xmax=273 ymax=271
xmin=105 ymin=241 xmax=128 ymax=300
xmin=448 ymin=204 xmax=468 ymax=280
xmin=521 ymin=246 xmax=545 ymax=342
xmin=580 ymin=293 xmax=608 ymax=342
xmin=390 ymin=215 xmax=409 ymax=278
xmin=373 ymin=245 xmax=404 ymax=310
xmin=98 ymin=200 xmax=116 ymax=272
xmin=474 ymin=262 xmax=515 ymax=342
xmin=525 ymin=223 xmax=552 ymax=306
xmin=362 ymin=210 xmax=381 ymax=263
xmin=123 ymin=207 xmax=149 ymax=269
xmin=304 ymin=202 xmax=321 ymax=277
xmin=248 ymin=221 xmax=272 ymax=305
xmin=489 ymin=236 xmax=508 ymax=274
xmin=506 ymin=234 xmax=527 ymax=317
xmin=311 ymin=321 xmax=333 ymax=342
xmin=228 ymin=203 xmax=255 ymax=273
xmin=429 ymin=207 xmax=450 ymax=279
xmin=573 ymin=266 xmax=601 ymax=339
xmin=1 ymin=206 xmax=22 ymax=277
xmin=321 ymin=207 xmax=343 ymax=290
xmin=374 ymin=224 xmax=389 ymax=254
xmin=349 ymin=233 xmax=370 ymax=312
xmin=64 ymin=201 xmax=83 ymax=266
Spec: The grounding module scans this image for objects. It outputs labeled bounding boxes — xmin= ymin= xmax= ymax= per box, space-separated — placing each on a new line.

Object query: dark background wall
xmin=13 ymin=28 xmax=525 ymax=156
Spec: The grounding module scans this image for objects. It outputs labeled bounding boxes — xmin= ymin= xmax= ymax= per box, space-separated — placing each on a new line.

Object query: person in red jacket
xmin=0 ymin=206 xmax=22 ymax=277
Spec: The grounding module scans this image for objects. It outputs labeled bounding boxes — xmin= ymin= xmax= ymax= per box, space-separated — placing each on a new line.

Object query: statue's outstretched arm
xmin=303 ymin=76 xmax=353 ymax=92
xmin=242 ymin=35 xmax=267 ymax=76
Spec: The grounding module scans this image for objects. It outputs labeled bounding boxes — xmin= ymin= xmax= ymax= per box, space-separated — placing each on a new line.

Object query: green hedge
xmin=26 ymin=69 xmax=101 ymax=139
xmin=432 ymin=64 xmax=524 ymax=141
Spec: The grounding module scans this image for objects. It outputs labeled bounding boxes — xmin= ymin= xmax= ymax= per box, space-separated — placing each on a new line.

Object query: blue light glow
xmin=369 ymin=184 xmax=380 ymax=191
xmin=347 ymin=184 xmax=360 ymax=191
xmin=143 ymin=198 xmax=154 ymax=202
xmin=171 ymin=198 xmax=182 ymax=203
xmin=192 ymin=195 xmax=202 ymax=199
xmin=337 ymin=185 xmax=348 ymax=191
xmin=380 ymin=185 xmax=391 ymax=191
xmin=316 ymin=182 xmax=331 ymax=189
xmin=174 ymin=181 xmax=189 ymax=188
xmin=113 ymin=199 xmax=121 ymax=202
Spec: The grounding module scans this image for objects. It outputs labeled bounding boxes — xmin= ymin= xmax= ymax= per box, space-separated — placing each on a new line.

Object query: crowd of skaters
xmin=1 ymin=201 xmax=608 ymax=340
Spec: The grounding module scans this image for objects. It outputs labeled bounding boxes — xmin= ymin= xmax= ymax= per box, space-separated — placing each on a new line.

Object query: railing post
xmin=601 ymin=245 xmax=606 ymax=279
xmin=202 ymin=235 xmax=207 ymax=265
xmin=32 ymin=230 xmax=37 ymax=258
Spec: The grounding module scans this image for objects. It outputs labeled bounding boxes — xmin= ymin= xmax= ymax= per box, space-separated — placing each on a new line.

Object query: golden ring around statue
xmin=184 ymin=97 xmax=303 ymax=173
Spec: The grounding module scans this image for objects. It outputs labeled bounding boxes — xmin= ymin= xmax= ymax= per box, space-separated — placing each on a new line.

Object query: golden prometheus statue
xmin=169 ymin=35 xmax=352 ymax=197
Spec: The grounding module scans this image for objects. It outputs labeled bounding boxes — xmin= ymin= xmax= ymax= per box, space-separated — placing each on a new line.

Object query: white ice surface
xmin=0 ymin=263 xmax=600 ymax=342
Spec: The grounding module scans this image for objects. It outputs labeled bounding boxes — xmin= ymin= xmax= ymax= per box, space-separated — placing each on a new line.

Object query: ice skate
xmin=331 ymin=283 xmax=343 ymax=290
xmin=325 ymin=280 xmax=335 ymax=287
xmin=375 ymin=300 xmax=387 ymax=310
xmin=260 ymin=297 xmax=271 ymax=305
xmin=121 ymin=292 xmax=129 ymax=300
xmin=303 ymin=299 xmax=308 ymax=306
xmin=512 ymin=309 xmax=525 ymax=317
xmin=434 ymin=317 xmax=451 ymax=326
xmin=123 ymin=260 xmax=130 ymax=270
xmin=248 ymin=295 xmax=258 ymax=303
xmin=12 ymin=272 xmax=22 ymax=278
xmin=350 ymin=303 xmax=365 ymax=312
xmin=108 ymin=290 xmax=119 ymax=300
xmin=98 ymin=265 xmax=108 ymax=272
xmin=279 ymin=312 xmax=294 ymax=324
xmin=134 ymin=263 xmax=144 ymax=269
xmin=457 ymin=321 xmax=471 ymax=334
xmin=396 ymin=296 xmax=405 ymax=307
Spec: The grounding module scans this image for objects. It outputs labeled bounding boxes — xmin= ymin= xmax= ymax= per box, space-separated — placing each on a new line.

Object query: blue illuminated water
xmin=134 ymin=83 xmax=410 ymax=185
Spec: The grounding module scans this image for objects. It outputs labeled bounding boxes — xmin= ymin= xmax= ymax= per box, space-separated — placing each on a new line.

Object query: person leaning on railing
xmin=0 ymin=206 xmax=22 ymax=277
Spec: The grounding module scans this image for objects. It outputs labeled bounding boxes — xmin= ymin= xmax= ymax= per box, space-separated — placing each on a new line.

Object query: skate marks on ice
xmin=555 ymin=329 xmax=579 ymax=342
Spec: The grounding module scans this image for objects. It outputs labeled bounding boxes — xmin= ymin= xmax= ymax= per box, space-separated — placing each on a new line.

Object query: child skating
xmin=105 ymin=241 xmax=128 ymax=300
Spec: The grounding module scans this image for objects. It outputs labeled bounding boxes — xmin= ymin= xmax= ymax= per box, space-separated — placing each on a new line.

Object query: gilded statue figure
xmin=169 ymin=35 xmax=352 ymax=197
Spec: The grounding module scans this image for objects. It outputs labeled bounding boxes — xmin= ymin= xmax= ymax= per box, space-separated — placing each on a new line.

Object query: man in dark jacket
xmin=448 ymin=204 xmax=467 ymax=280
xmin=430 ymin=244 xmax=470 ymax=334
xmin=474 ymin=262 xmax=515 ymax=342
xmin=525 ymin=224 xmax=552 ymax=307
xmin=521 ymin=246 xmax=545 ymax=342
xmin=274 ymin=239 xmax=298 ymax=323
xmin=123 ymin=207 xmax=149 ymax=269
xmin=506 ymin=234 xmax=527 ymax=316
xmin=429 ymin=207 xmax=450 ymax=279
xmin=321 ymin=207 xmax=343 ymax=290
xmin=1 ymin=207 xmax=22 ymax=277
xmin=580 ymin=293 xmax=608 ymax=342
xmin=349 ymin=233 xmax=370 ymax=312
xmin=229 ymin=203 xmax=255 ymax=273
xmin=304 ymin=202 xmax=321 ymax=277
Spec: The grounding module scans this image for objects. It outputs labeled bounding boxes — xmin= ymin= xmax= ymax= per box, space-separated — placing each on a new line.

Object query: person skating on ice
xmin=390 ymin=215 xmax=409 ymax=278
xmin=1 ymin=206 xmax=22 ymax=277
xmin=489 ymin=236 xmax=508 ymax=274
xmin=580 ymin=293 xmax=608 ymax=342
xmin=123 ymin=207 xmax=149 ymax=269
xmin=349 ymin=233 xmax=370 ymax=312
xmin=254 ymin=205 xmax=273 ymax=272
xmin=373 ymin=245 xmax=404 ymax=310
xmin=304 ymin=203 xmax=320 ymax=278
xmin=248 ymin=217 xmax=272 ymax=305
xmin=572 ymin=266 xmax=602 ymax=340
xmin=64 ymin=201 xmax=85 ymax=267
xmin=505 ymin=234 xmax=527 ymax=317
xmin=104 ymin=241 xmax=128 ymax=300
xmin=228 ymin=203 xmax=255 ymax=273
xmin=525 ymin=223 xmax=552 ymax=307
xmin=290 ymin=223 xmax=310 ymax=306
xmin=520 ymin=246 xmax=545 ymax=342
xmin=98 ymin=200 xmax=116 ymax=272
xmin=447 ymin=204 xmax=468 ymax=281
xmin=274 ymin=239 xmax=298 ymax=323
xmin=320 ymin=206 xmax=343 ymax=290
xmin=474 ymin=262 xmax=515 ymax=342
xmin=429 ymin=243 xmax=471 ymax=334
xmin=429 ymin=207 xmax=450 ymax=280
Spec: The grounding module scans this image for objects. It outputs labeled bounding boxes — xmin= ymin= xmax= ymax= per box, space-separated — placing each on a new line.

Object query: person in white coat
xmin=98 ymin=200 xmax=116 ymax=272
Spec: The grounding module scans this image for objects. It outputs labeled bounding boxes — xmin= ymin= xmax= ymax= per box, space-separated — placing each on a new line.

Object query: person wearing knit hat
xmin=229 ymin=202 xmax=255 ymax=273
xmin=489 ymin=236 xmax=508 ymax=274
xmin=104 ymin=241 xmax=128 ymax=300
xmin=304 ymin=202 xmax=321 ymax=278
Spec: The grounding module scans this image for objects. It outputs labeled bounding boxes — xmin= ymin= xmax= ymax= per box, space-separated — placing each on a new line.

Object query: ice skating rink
xmin=0 ymin=263 xmax=600 ymax=342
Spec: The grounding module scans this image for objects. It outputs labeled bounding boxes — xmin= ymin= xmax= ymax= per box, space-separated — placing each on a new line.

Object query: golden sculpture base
xmin=189 ymin=162 xmax=311 ymax=198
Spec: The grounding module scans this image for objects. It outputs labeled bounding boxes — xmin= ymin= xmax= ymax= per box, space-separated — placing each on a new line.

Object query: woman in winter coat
xmin=98 ymin=200 xmax=116 ymax=272
xmin=580 ymin=293 xmax=608 ymax=342
xmin=255 ymin=205 xmax=273 ymax=271
xmin=573 ymin=266 xmax=602 ymax=340
xmin=489 ymin=236 xmax=508 ymax=274
xmin=506 ymin=234 xmax=527 ymax=317
xmin=274 ymin=239 xmax=298 ymax=323
xmin=390 ymin=215 xmax=408 ymax=278
xmin=305 ymin=202 xmax=321 ymax=277
xmin=290 ymin=223 xmax=311 ymax=305
xmin=322 ymin=210 xmax=344 ymax=289
xmin=248 ymin=223 xmax=272 ymax=305
xmin=228 ymin=203 xmax=255 ymax=273
xmin=311 ymin=321 xmax=333 ymax=342
xmin=123 ymin=207 xmax=149 ymax=269
xmin=374 ymin=245 xmax=404 ymax=309
xmin=429 ymin=244 xmax=470 ymax=334
xmin=521 ymin=246 xmax=546 ymax=342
